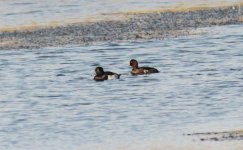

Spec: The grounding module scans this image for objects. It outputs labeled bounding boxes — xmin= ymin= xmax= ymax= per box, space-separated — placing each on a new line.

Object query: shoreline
xmin=0 ymin=4 xmax=242 ymax=50
xmin=186 ymin=130 xmax=243 ymax=141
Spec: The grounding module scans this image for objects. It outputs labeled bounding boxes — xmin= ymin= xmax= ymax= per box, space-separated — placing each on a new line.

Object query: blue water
xmin=0 ymin=24 xmax=243 ymax=149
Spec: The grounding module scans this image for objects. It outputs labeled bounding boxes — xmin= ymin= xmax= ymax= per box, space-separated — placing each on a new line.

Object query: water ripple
xmin=0 ymin=24 xmax=243 ymax=150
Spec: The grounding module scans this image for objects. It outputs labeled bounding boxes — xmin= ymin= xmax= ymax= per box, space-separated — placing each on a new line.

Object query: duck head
xmin=130 ymin=59 xmax=138 ymax=69
xmin=95 ymin=67 xmax=104 ymax=76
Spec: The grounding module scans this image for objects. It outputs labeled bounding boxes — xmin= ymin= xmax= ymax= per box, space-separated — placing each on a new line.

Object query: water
xmin=0 ymin=24 xmax=243 ymax=150
xmin=0 ymin=0 xmax=240 ymax=31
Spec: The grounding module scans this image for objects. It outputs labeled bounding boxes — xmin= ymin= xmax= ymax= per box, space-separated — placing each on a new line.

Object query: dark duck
xmin=130 ymin=59 xmax=159 ymax=75
xmin=94 ymin=67 xmax=121 ymax=81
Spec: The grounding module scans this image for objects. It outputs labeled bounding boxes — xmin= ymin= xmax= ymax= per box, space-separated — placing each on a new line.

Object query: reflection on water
xmin=0 ymin=24 xmax=242 ymax=149
xmin=0 ymin=0 xmax=241 ymax=31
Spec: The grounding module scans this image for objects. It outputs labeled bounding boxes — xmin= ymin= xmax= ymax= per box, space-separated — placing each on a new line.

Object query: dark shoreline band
xmin=0 ymin=4 xmax=242 ymax=49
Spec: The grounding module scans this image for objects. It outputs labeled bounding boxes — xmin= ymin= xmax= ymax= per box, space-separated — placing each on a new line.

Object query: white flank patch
xmin=107 ymin=74 xmax=119 ymax=80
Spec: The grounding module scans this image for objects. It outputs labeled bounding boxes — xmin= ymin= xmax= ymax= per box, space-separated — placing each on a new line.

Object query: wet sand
xmin=0 ymin=4 xmax=242 ymax=49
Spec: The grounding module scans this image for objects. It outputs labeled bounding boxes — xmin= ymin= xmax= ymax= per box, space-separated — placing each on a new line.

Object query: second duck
xmin=130 ymin=59 xmax=159 ymax=75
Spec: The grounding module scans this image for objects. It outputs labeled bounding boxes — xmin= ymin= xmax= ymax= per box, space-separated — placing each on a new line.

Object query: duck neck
xmin=96 ymin=70 xmax=104 ymax=76
xmin=133 ymin=64 xmax=138 ymax=69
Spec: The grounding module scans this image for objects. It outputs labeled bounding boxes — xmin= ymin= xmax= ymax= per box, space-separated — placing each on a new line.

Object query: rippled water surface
xmin=0 ymin=0 xmax=241 ymax=30
xmin=0 ymin=24 xmax=243 ymax=149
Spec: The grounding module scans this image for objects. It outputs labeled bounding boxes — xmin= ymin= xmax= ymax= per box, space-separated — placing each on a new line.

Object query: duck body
xmin=131 ymin=66 xmax=159 ymax=75
xmin=130 ymin=59 xmax=159 ymax=75
xmin=94 ymin=67 xmax=121 ymax=81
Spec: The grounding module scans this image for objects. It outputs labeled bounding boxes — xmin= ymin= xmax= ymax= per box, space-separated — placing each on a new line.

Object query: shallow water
xmin=0 ymin=24 xmax=243 ymax=150
xmin=0 ymin=0 xmax=241 ymax=30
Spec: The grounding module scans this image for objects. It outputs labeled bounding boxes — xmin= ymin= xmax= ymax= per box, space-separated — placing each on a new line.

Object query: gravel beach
xmin=0 ymin=4 xmax=242 ymax=49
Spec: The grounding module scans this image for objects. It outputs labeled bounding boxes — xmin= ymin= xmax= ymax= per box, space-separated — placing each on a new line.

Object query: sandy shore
xmin=0 ymin=4 xmax=242 ymax=49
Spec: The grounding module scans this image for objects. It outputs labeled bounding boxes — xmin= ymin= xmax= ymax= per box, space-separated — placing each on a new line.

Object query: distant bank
xmin=0 ymin=3 xmax=242 ymax=49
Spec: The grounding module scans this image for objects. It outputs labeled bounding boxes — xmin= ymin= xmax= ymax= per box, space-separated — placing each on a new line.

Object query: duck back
xmin=141 ymin=67 xmax=159 ymax=73
xmin=131 ymin=67 xmax=159 ymax=75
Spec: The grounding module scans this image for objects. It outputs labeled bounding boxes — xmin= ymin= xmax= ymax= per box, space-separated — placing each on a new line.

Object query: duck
xmin=130 ymin=59 xmax=159 ymax=75
xmin=94 ymin=67 xmax=121 ymax=81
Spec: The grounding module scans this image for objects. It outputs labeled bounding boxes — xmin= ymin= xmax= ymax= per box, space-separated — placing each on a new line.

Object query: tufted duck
xmin=94 ymin=67 xmax=121 ymax=81
xmin=130 ymin=59 xmax=159 ymax=75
